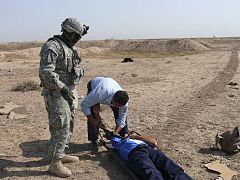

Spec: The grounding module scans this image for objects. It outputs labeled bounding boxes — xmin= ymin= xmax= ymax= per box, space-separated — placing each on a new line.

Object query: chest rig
xmin=50 ymin=36 xmax=82 ymax=86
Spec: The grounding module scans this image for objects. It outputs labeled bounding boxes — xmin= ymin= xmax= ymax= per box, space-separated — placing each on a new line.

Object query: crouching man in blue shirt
xmin=111 ymin=132 xmax=192 ymax=180
xmin=81 ymin=77 xmax=129 ymax=151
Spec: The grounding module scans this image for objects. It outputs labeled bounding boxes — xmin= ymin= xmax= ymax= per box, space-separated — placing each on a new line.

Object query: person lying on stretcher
xmin=110 ymin=131 xmax=193 ymax=180
xmin=92 ymin=103 xmax=192 ymax=180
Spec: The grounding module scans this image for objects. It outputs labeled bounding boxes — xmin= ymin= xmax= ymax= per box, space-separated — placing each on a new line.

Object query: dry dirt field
xmin=0 ymin=38 xmax=239 ymax=179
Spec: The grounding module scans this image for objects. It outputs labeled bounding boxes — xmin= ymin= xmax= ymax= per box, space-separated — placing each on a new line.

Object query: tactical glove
xmin=103 ymin=130 xmax=114 ymax=140
xmin=60 ymin=85 xmax=75 ymax=103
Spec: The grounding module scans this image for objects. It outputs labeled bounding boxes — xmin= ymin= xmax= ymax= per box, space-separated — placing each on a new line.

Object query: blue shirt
xmin=81 ymin=77 xmax=128 ymax=128
xmin=111 ymin=136 xmax=147 ymax=160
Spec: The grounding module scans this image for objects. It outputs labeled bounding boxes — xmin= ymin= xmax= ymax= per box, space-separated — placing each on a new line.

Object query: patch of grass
xmin=12 ymin=80 xmax=40 ymax=92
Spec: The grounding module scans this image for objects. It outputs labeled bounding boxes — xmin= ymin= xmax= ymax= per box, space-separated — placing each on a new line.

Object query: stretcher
xmin=98 ymin=129 xmax=140 ymax=180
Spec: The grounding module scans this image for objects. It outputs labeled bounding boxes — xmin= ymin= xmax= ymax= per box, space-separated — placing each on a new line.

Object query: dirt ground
xmin=0 ymin=38 xmax=240 ymax=179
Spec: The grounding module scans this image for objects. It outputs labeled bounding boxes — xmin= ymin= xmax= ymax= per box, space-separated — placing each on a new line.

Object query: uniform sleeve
xmin=80 ymin=88 xmax=106 ymax=115
xmin=116 ymin=103 xmax=128 ymax=128
xmin=39 ymin=42 xmax=65 ymax=90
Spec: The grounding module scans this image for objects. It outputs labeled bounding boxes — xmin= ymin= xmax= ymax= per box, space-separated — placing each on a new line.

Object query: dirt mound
xmin=165 ymin=39 xmax=210 ymax=51
xmin=0 ymin=47 xmax=40 ymax=60
xmin=0 ymin=42 xmax=43 ymax=51
xmin=113 ymin=39 xmax=166 ymax=52
xmin=113 ymin=39 xmax=209 ymax=52
xmin=0 ymin=46 xmax=106 ymax=60
xmin=77 ymin=47 xmax=107 ymax=56
xmin=77 ymin=39 xmax=118 ymax=48
xmin=80 ymin=39 xmax=211 ymax=54
xmin=0 ymin=39 xmax=211 ymax=60
xmin=197 ymin=39 xmax=215 ymax=49
xmin=15 ymin=47 xmax=41 ymax=58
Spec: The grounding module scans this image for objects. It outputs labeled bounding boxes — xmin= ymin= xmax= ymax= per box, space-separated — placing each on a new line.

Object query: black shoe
xmin=91 ymin=141 xmax=99 ymax=152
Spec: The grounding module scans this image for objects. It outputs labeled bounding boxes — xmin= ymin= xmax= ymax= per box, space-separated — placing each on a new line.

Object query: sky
xmin=0 ymin=0 xmax=240 ymax=42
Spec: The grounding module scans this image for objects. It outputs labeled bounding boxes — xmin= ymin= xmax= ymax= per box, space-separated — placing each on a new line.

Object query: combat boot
xmin=61 ymin=155 xmax=79 ymax=164
xmin=48 ymin=159 xmax=72 ymax=178
xmin=91 ymin=140 xmax=99 ymax=152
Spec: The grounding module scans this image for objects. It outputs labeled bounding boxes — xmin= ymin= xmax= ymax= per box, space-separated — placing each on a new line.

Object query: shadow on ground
xmin=0 ymin=140 xmax=50 ymax=179
xmin=68 ymin=142 xmax=131 ymax=179
xmin=198 ymin=147 xmax=234 ymax=157
xmin=0 ymin=158 xmax=50 ymax=178
xmin=0 ymin=140 xmax=130 ymax=179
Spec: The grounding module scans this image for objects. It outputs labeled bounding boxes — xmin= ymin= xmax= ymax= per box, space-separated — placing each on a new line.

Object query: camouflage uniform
xmin=39 ymin=36 xmax=84 ymax=159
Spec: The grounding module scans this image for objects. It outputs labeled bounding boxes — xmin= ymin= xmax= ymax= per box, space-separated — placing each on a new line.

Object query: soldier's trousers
xmin=43 ymin=89 xmax=77 ymax=159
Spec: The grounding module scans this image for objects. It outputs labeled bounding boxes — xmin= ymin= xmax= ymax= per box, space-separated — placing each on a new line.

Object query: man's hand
xmin=104 ymin=130 xmax=114 ymax=140
xmin=101 ymin=127 xmax=114 ymax=140
xmin=128 ymin=131 xmax=158 ymax=148
xmin=129 ymin=131 xmax=137 ymax=139
xmin=60 ymin=85 xmax=75 ymax=102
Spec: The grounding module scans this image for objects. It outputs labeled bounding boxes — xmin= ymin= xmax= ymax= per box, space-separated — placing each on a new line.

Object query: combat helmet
xmin=61 ymin=18 xmax=84 ymax=36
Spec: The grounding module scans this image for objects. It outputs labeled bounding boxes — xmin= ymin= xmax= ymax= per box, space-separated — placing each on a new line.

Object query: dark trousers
xmin=128 ymin=146 xmax=192 ymax=180
xmin=87 ymin=81 xmax=128 ymax=141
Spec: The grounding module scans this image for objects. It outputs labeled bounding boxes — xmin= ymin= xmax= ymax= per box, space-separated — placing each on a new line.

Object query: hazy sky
xmin=1 ymin=0 xmax=240 ymax=42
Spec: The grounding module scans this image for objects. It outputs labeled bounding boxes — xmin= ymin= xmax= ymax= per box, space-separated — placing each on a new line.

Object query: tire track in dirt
xmin=156 ymin=48 xmax=239 ymax=150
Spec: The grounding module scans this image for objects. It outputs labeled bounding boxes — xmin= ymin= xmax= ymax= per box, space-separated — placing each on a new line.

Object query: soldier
xmin=39 ymin=18 xmax=89 ymax=178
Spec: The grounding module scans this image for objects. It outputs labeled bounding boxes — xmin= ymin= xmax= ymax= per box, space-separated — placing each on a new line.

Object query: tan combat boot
xmin=61 ymin=155 xmax=79 ymax=164
xmin=48 ymin=159 xmax=72 ymax=178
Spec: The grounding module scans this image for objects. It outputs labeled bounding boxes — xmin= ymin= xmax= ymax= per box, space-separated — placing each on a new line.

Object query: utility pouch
xmin=72 ymin=67 xmax=84 ymax=85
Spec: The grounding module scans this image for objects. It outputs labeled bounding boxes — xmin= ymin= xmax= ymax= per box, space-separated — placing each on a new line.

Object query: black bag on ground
xmin=215 ymin=127 xmax=240 ymax=153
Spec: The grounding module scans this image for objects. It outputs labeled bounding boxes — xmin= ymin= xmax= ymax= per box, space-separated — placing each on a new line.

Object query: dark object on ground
xmin=214 ymin=127 xmax=240 ymax=153
xmin=11 ymin=80 xmax=40 ymax=92
xmin=228 ymin=82 xmax=238 ymax=86
xmin=122 ymin=57 xmax=134 ymax=63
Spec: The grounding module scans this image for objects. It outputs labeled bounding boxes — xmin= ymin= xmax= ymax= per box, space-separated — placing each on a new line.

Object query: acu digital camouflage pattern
xmin=39 ymin=37 xmax=84 ymax=159
xmin=61 ymin=18 xmax=84 ymax=35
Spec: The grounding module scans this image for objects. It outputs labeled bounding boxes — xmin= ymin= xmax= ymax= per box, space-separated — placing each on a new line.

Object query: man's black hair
xmin=113 ymin=90 xmax=129 ymax=105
